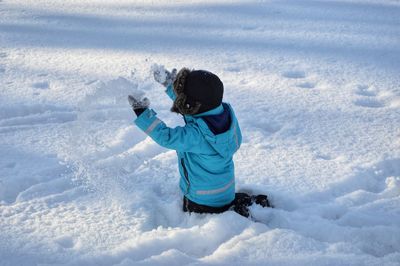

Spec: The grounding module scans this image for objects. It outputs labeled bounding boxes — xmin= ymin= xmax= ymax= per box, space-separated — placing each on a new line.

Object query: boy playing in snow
xmin=128 ymin=67 xmax=269 ymax=217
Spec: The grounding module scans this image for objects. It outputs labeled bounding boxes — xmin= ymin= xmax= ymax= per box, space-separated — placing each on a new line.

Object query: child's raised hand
xmin=152 ymin=65 xmax=177 ymax=87
xmin=128 ymin=95 xmax=150 ymax=116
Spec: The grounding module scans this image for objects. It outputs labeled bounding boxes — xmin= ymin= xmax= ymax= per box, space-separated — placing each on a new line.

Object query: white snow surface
xmin=1 ymin=0 xmax=400 ymax=265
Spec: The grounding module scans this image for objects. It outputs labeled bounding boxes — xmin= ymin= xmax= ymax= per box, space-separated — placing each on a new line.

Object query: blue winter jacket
xmin=134 ymin=85 xmax=242 ymax=207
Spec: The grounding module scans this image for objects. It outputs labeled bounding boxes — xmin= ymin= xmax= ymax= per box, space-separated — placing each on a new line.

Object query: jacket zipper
xmin=181 ymin=158 xmax=190 ymax=195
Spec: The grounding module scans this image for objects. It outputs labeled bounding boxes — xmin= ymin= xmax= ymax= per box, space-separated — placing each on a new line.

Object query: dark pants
xmin=183 ymin=196 xmax=233 ymax=214
xmin=183 ymin=192 xmax=268 ymax=217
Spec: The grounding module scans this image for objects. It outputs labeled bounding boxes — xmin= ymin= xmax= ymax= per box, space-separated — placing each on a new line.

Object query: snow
xmin=1 ymin=0 xmax=399 ymax=265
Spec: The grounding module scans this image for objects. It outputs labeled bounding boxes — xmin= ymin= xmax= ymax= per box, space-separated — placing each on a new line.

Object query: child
xmin=128 ymin=67 xmax=269 ymax=217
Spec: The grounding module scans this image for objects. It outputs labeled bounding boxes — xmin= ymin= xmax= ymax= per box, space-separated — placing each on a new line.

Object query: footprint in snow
xmin=314 ymin=153 xmax=347 ymax=162
xmin=252 ymin=120 xmax=282 ymax=135
xmin=353 ymin=85 xmax=385 ymax=108
xmin=85 ymin=79 xmax=98 ymax=85
xmin=263 ymin=123 xmax=282 ymax=134
xmin=283 ymin=70 xmax=306 ymax=79
xmin=355 ymin=84 xmax=376 ymax=97
xmin=55 ymin=236 xmax=75 ymax=249
xmin=224 ymin=65 xmax=241 ymax=72
xmin=296 ymin=82 xmax=316 ymax=89
xmin=0 ymin=52 xmax=7 ymax=58
xmin=354 ymin=98 xmax=385 ymax=108
xmin=315 ymin=154 xmax=333 ymax=161
xmin=32 ymin=81 xmax=50 ymax=89
xmin=352 ymin=84 xmax=387 ymax=108
xmin=0 ymin=67 xmax=5 ymax=74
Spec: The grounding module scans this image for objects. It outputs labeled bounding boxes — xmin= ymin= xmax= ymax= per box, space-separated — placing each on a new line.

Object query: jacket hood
xmin=195 ymin=103 xmax=241 ymax=157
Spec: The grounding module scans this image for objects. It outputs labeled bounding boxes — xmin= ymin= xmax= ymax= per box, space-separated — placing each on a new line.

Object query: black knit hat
xmin=172 ymin=68 xmax=224 ymax=115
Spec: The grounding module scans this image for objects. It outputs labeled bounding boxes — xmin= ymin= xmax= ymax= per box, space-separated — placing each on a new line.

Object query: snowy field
xmin=1 ymin=0 xmax=400 ymax=265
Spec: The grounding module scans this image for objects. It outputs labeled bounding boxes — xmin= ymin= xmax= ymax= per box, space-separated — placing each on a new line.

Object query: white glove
xmin=152 ymin=65 xmax=177 ymax=87
xmin=128 ymin=95 xmax=150 ymax=116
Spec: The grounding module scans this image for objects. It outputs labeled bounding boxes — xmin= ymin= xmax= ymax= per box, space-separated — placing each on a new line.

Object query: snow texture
xmin=1 ymin=0 xmax=400 ymax=265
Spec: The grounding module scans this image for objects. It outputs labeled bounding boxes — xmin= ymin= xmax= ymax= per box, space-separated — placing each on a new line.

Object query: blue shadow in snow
xmin=0 ymin=0 xmax=399 ymax=69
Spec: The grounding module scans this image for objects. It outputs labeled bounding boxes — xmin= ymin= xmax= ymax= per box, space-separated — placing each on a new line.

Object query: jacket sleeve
xmin=134 ymin=108 xmax=205 ymax=152
xmin=165 ymin=84 xmax=176 ymax=101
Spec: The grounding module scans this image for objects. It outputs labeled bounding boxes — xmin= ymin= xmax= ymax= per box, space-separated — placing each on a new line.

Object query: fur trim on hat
xmin=171 ymin=68 xmax=202 ymax=115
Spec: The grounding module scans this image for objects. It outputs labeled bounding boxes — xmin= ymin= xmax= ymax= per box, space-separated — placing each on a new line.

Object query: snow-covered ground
xmin=1 ymin=0 xmax=400 ymax=265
